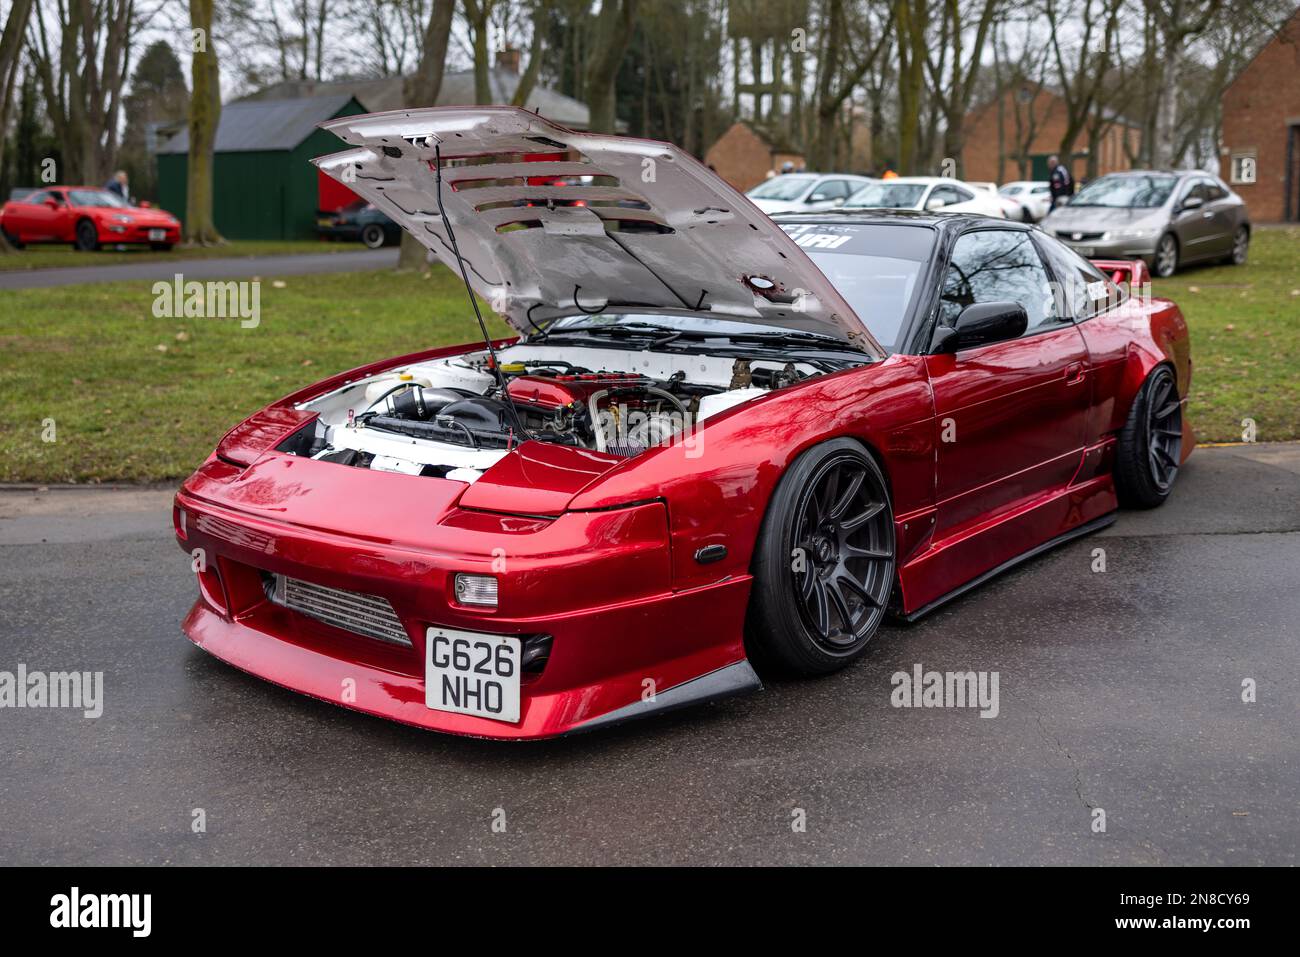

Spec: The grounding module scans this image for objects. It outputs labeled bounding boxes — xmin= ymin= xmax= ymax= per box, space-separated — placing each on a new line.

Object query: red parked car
xmin=174 ymin=108 xmax=1193 ymax=739
xmin=0 ymin=186 xmax=181 ymax=250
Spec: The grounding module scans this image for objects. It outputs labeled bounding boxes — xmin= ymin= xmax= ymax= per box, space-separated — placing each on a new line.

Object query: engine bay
xmin=277 ymin=341 xmax=834 ymax=482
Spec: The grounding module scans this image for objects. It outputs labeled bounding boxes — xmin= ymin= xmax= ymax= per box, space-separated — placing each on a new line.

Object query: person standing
xmin=104 ymin=170 xmax=129 ymax=200
xmin=1048 ymin=155 xmax=1073 ymax=209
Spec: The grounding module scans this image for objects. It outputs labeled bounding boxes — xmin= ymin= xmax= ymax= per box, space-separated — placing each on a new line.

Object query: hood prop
xmin=432 ymin=143 xmax=528 ymax=442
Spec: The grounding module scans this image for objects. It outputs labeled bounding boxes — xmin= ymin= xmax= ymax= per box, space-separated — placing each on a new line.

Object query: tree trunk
xmin=583 ymin=0 xmax=638 ymax=134
xmin=185 ymin=0 xmax=223 ymax=245
xmin=398 ymin=0 xmax=454 ymax=271
xmin=0 ymin=0 xmax=33 ymax=251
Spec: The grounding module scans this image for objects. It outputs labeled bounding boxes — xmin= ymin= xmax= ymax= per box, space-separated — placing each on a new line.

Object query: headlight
xmin=454 ymin=573 xmax=498 ymax=608
xmin=113 ymin=214 xmax=133 ymax=223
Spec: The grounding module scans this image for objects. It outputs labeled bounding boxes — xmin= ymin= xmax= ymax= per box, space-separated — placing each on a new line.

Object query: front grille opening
xmin=263 ymin=573 xmax=411 ymax=648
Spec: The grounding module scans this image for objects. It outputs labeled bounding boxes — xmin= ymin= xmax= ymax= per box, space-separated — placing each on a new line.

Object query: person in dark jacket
xmin=104 ymin=171 xmax=129 ymax=200
xmin=1048 ymin=155 xmax=1073 ymax=209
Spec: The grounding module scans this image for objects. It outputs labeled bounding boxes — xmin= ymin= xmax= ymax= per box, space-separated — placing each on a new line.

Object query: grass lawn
xmin=1151 ymin=225 xmax=1300 ymax=445
xmin=0 ymin=266 xmax=507 ymax=483
xmin=0 ymin=229 xmax=1296 ymax=484
xmin=0 ymin=238 xmax=369 ymax=272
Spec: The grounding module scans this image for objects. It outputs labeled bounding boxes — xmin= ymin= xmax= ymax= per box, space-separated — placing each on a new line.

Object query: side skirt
xmin=900 ymin=512 xmax=1117 ymax=623
xmin=570 ymin=659 xmax=762 ymax=735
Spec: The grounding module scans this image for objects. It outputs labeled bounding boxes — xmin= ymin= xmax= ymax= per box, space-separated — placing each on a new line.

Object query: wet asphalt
xmin=1 ymin=443 xmax=1297 ymax=865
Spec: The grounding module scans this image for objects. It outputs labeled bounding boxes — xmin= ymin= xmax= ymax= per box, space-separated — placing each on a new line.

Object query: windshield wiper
xmin=542 ymin=321 xmax=677 ymax=339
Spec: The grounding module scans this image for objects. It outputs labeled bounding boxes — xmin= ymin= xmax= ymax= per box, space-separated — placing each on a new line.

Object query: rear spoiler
xmin=1090 ymin=258 xmax=1150 ymax=287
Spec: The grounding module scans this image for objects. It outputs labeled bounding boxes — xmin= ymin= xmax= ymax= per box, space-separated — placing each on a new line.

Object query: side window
xmin=930 ymin=185 xmax=962 ymax=207
xmin=1036 ymin=234 xmax=1125 ymax=320
xmin=26 ymin=190 xmax=49 ymax=205
xmin=1182 ymin=181 xmax=1209 ymax=206
xmin=810 ymin=179 xmax=850 ymax=202
xmin=1203 ymin=180 xmax=1228 ymax=201
xmin=937 ymin=229 xmax=1062 ymax=335
xmin=952 ymin=186 xmax=975 ymax=203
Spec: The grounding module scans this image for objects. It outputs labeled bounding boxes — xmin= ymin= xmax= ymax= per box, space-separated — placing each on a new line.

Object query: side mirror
xmin=925 ymin=197 xmax=946 ymax=211
xmin=931 ymin=301 xmax=1029 ymax=354
xmin=808 ymin=193 xmax=827 ymax=203
xmin=138 ymin=200 xmax=152 ymax=208
xmin=1181 ymin=196 xmax=1203 ymax=211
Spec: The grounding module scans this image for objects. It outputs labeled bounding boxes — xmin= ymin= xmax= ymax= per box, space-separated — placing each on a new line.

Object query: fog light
xmin=454 ymin=573 xmax=498 ymax=607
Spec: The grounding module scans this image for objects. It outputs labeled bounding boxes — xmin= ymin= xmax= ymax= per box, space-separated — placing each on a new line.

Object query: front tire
xmin=1115 ymin=365 xmax=1183 ymax=509
xmin=74 ymin=219 xmax=100 ymax=251
xmin=1152 ymin=233 xmax=1179 ymax=278
xmin=746 ymin=439 xmax=896 ymax=676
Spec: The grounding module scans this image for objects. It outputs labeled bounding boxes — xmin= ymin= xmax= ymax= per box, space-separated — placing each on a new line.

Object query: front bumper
xmin=1056 ymin=233 xmax=1159 ymax=262
xmin=174 ymin=480 xmax=757 ymax=739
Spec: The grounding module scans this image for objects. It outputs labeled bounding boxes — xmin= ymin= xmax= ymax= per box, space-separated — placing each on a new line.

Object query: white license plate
xmin=149 ymin=229 xmax=166 ymax=241
xmin=425 ymin=628 xmax=520 ymax=723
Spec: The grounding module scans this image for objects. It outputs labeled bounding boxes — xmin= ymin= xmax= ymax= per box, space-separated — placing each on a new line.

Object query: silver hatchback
xmin=1041 ymin=170 xmax=1251 ymax=277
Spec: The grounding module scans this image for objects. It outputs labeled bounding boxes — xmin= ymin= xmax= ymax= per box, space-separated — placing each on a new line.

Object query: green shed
xmin=156 ymin=94 xmax=366 ymax=240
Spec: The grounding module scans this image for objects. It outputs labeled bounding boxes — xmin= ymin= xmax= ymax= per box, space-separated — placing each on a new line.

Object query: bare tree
xmin=397 ymin=0 xmax=455 ymax=270
xmin=0 ymin=0 xmax=33 ymax=251
xmin=185 ymin=0 xmax=223 ymax=244
xmin=27 ymin=0 xmax=140 ymax=185
xmin=585 ymin=0 xmax=638 ymax=132
xmin=894 ymin=0 xmax=930 ymax=173
xmin=925 ymin=0 xmax=1001 ymax=175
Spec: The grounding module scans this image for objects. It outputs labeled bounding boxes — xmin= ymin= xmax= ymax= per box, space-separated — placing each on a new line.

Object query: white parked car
xmin=745 ymin=173 xmax=874 ymax=214
xmin=843 ymin=177 xmax=1007 ymax=218
xmin=966 ymin=181 xmax=1028 ymax=220
xmin=997 ymin=181 xmax=1053 ymax=222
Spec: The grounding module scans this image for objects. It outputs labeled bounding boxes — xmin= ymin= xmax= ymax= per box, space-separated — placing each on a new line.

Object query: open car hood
xmin=314 ymin=106 xmax=880 ymax=351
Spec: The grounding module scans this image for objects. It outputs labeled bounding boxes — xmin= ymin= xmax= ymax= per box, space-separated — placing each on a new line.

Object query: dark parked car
xmin=1041 ymin=170 xmax=1250 ymax=278
xmin=315 ymin=200 xmax=401 ymax=248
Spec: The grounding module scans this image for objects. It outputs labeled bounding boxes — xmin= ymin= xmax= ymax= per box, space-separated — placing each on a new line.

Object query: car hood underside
xmin=313 ymin=106 xmax=879 ymax=352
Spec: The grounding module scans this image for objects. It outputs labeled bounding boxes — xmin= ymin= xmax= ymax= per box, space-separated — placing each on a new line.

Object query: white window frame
xmin=1229 ymin=152 xmax=1257 ymax=185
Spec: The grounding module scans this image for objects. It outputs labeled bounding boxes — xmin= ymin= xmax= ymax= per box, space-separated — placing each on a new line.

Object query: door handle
xmin=1064 ymin=363 xmax=1086 ymax=385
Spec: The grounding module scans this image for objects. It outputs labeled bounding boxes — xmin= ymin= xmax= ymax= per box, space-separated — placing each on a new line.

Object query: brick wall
xmin=961 ymin=87 xmax=1138 ymax=185
xmin=705 ymin=122 xmax=804 ymax=192
xmin=1220 ymin=7 xmax=1300 ymax=222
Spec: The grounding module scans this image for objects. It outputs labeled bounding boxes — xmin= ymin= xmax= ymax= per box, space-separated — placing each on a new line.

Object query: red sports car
xmin=0 ymin=186 xmax=181 ymax=250
xmin=174 ymin=107 xmax=1193 ymax=739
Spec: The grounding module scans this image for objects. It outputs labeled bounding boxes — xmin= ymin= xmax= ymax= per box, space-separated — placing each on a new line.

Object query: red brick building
xmin=1220 ymin=6 xmax=1300 ymax=222
xmin=961 ymin=85 xmax=1140 ymax=185
xmin=704 ymin=121 xmax=805 ymax=192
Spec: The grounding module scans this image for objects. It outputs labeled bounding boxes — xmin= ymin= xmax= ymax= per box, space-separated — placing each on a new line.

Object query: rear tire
xmin=1225 ymin=226 xmax=1249 ymax=266
xmin=74 ymin=219 xmax=100 ymax=251
xmin=746 ymin=438 xmax=896 ymax=677
xmin=361 ymin=223 xmax=386 ymax=248
xmin=1115 ymin=365 xmax=1183 ymax=509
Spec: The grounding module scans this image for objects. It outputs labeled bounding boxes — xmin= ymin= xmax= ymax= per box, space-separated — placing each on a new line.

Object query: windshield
xmin=1000 ymin=185 xmax=1023 ymax=196
xmin=747 ymin=175 xmax=816 ymax=201
xmin=844 ymin=182 xmax=926 ymax=209
xmin=68 ymin=189 xmax=129 ymax=208
xmin=1069 ymin=174 xmax=1177 ymax=208
xmin=781 ymin=222 xmax=933 ymax=350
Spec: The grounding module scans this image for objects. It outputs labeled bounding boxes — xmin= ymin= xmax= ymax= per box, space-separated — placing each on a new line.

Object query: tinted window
xmin=25 ymin=191 xmax=50 ymax=204
xmin=937 ymin=229 xmax=1061 ymax=335
xmin=1035 ymin=234 xmax=1125 ymax=320
xmin=67 ymin=189 xmax=128 ymax=208
xmin=781 ymin=222 xmax=934 ymax=350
